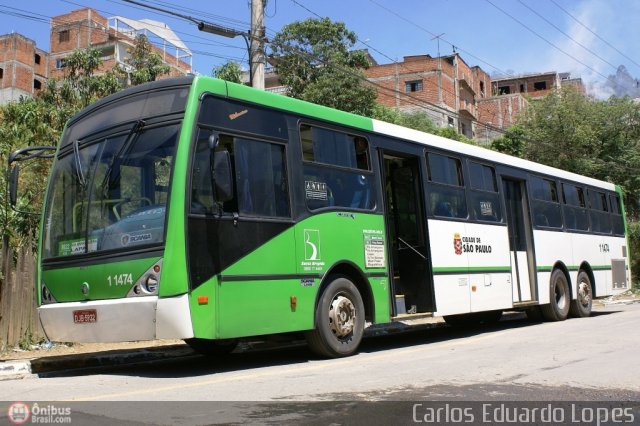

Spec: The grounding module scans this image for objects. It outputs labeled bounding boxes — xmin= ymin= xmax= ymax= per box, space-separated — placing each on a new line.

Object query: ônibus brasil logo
xmin=7 ymin=402 xmax=30 ymax=424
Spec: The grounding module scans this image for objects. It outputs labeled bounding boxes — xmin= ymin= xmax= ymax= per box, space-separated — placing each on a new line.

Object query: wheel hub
xmin=577 ymin=281 xmax=592 ymax=307
xmin=329 ymin=295 xmax=356 ymax=338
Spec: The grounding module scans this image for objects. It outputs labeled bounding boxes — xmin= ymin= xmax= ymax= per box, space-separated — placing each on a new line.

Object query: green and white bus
xmin=10 ymin=75 xmax=631 ymax=357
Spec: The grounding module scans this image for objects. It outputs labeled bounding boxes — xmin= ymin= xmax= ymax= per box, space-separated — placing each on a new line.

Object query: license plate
xmin=73 ymin=309 xmax=97 ymax=324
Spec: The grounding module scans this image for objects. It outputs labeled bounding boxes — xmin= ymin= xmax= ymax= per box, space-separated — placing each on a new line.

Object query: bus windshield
xmin=42 ymin=122 xmax=180 ymax=260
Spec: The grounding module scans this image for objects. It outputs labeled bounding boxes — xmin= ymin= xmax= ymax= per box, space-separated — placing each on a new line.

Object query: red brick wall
xmin=0 ymin=34 xmax=42 ymax=94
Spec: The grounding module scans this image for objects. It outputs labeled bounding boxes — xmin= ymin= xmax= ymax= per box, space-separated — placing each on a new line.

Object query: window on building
xmin=0 ymin=68 xmax=3 ymax=79
xmin=55 ymin=59 xmax=67 ymax=69
xmin=33 ymin=79 xmax=42 ymax=90
xmin=498 ymin=86 xmax=511 ymax=95
xmin=447 ymin=116 xmax=455 ymax=128
xmin=519 ymin=84 xmax=525 ymax=92
xmin=59 ymin=30 xmax=70 ymax=43
xmin=533 ymin=81 xmax=547 ymax=91
xmin=34 ymin=54 xmax=41 ymax=65
xmin=479 ymin=81 xmax=485 ymax=97
xmin=405 ymin=80 xmax=423 ymax=93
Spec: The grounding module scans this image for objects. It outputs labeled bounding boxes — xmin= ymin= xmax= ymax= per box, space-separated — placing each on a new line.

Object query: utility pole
xmin=250 ymin=0 xmax=265 ymax=90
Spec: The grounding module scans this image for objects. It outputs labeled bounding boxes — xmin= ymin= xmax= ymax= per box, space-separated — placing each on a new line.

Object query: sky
xmin=1 ymin=0 xmax=639 ymax=98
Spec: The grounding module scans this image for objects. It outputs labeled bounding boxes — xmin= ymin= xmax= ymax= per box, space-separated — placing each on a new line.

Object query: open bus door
xmin=380 ymin=150 xmax=435 ymax=316
xmin=501 ymin=177 xmax=536 ymax=304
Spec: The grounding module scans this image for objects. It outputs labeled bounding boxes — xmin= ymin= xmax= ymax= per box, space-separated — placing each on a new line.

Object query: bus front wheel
xmin=569 ymin=270 xmax=593 ymax=318
xmin=305 ymin=276 xmax=365 ymax=358
xmin=541 ymin=269 xmax=570 ymax=321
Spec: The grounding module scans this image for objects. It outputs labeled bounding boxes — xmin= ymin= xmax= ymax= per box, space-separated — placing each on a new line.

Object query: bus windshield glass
xmin=42 ymin=122 xmax=180 ymax=259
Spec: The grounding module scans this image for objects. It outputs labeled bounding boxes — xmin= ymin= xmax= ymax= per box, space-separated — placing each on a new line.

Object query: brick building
xmin=365 ymin=53 xmax=494 ymax=139
xmin=492 ymin=71 xmax=585 ymax=99
xmin=49 ymin=8 xmax=191 ymax=80
xmin=0 ymin=33 xmax=48 ymax=104
xmin=0 ymin=7 xmax=191 ymax=105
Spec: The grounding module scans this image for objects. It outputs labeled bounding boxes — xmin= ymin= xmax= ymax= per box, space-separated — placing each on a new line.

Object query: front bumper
xmin=39 ymin=294 xmax=194 ymax=343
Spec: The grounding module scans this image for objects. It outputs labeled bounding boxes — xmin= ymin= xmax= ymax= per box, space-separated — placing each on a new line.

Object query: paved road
xmin=1 ymin=302 xmax=639 ymax=424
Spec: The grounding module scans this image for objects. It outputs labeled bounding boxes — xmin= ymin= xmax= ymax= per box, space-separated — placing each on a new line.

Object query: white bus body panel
xmin=429 ymin=219 xmax=512 ymax=316
xmin=532 ymin=229 xmax=628 ymax=301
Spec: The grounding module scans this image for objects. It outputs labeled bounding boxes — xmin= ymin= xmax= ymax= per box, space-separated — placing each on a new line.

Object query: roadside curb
xmin=0 ymin=312 xmax=524 ymax=380
xmin=0 ymin=344 xmax=195 ymax=380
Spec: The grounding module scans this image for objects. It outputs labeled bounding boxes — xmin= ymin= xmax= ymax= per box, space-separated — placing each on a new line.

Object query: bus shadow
xmin=39 ymin=309 xmax=623 ymax=380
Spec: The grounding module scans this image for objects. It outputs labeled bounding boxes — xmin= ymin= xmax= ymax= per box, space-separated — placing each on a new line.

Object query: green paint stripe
xmin=537 ymin=265 xmax=612 ymax=272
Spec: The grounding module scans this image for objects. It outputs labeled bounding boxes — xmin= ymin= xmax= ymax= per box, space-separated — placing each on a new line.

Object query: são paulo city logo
xmin=453 ymin=233 xmax=463 ymax=255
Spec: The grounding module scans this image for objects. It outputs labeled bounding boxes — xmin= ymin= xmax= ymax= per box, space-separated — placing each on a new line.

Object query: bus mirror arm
xmin=7 ymin=146 xmax=56 ymax=212
xmin=9 ymin=164 xmax=19 ymax=207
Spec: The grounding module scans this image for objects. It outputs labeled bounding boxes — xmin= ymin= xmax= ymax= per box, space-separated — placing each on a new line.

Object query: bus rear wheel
xmin=541 ymin=269 xmax=570 ymax=322
xmin=305 ymin=276 xmax=365 ymax=358
xmin=185 ymin=338 xmax=238 ymax=357
xmin=569 ymin=270 xmax=593 ymax=318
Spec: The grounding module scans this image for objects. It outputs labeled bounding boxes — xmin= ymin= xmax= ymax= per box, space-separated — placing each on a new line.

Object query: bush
xmin=628 ymin=221 xmax=640 ymax=286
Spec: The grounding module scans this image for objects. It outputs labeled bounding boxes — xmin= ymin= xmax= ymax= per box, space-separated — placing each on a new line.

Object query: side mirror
xmin=212 ymin=150 xmax=234 ymax=202
xmin=9 ymin=164 xmax=20 ymax=207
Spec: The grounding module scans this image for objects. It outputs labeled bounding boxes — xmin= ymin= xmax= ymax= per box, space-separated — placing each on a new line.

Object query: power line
xmin=548 ymin=0 xmax=640 ymax=70
xmin=288 ymin=0 xmax=509 ymax=135
xmin=483 ymin=0 xmax=625 ymax=91
xmin=367 ymin=0 xmax=515 ymax=79
xmin=517 ymin=0 xmax=618 ymax=71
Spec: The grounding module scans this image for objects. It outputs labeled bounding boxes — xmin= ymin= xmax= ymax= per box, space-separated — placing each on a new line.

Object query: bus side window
xmin=427 ymin=152 xmax=467 ymax=219
xmin=468 ymin=162 xmax=501 ymax=222
xmin=530 ymin=176 xmax=562 ymax=228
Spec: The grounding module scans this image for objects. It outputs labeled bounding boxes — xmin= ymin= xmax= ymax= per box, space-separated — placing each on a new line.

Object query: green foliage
xmin=372 ymin=105 xmax=438 ymax=133
xmin=212 ymin=61 xmax=243 ymax=84
xmin=513 ymin=86 xmax=640 ymax=219
xmin=435 ymin=127 xmax=475 ymax=145
xmin=491 ymin=125 xmax=526 ymax=157
xmin=628 ymin=221 xmax=640 ymax=286
xmin=270 ymin=18 xmax=377 ymax=116
xmin=116 ymin=34 xmax=171 ymax=86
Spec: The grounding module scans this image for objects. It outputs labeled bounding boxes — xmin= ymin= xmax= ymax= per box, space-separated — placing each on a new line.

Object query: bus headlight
xmin=41 ymin=283 xmax=57 ymax=304
xmin=127 ymin=259 xmax=162 ymax=297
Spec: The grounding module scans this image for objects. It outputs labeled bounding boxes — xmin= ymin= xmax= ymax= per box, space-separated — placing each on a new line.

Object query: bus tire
xmin=185 ymin=338 xmax=238 ymax=357
xmin=569 ymin=270 xmax=593 ymax=318
xmin=541 ymin=269 xmax=570 ymax=322
xmin=305 ymin=276 xmax=365 ymax=358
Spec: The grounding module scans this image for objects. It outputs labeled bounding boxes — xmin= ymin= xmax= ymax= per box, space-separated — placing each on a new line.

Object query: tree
xmin=118 ymin=34 xmax=171 ymax=86
xmin=514 ymin=86 xmax=640 ymax=218
xmin=269 ymin=18 xmax=377 ymax=116
xmin=491 ymin=125 xmax=526 ymax=157
xmin=212 ymin=61 xmax=243 ymax=84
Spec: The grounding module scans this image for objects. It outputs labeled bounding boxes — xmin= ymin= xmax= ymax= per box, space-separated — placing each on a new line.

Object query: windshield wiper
xmin=100 ymin=120 xmax=146 ymax=194
xmin=73 ymin=139 xmax=87 ymax=187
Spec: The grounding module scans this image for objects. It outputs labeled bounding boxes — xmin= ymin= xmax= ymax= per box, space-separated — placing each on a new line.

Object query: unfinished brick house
xmin=1 ymin=7 xmax=191 ymax=105
xmin=0 ymin=33 xmax=48 ymax=104
xmin=49 ymin=8 xmax=192 ymax=80
xmin=492 ymin=71 xmax=585 ymax=99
